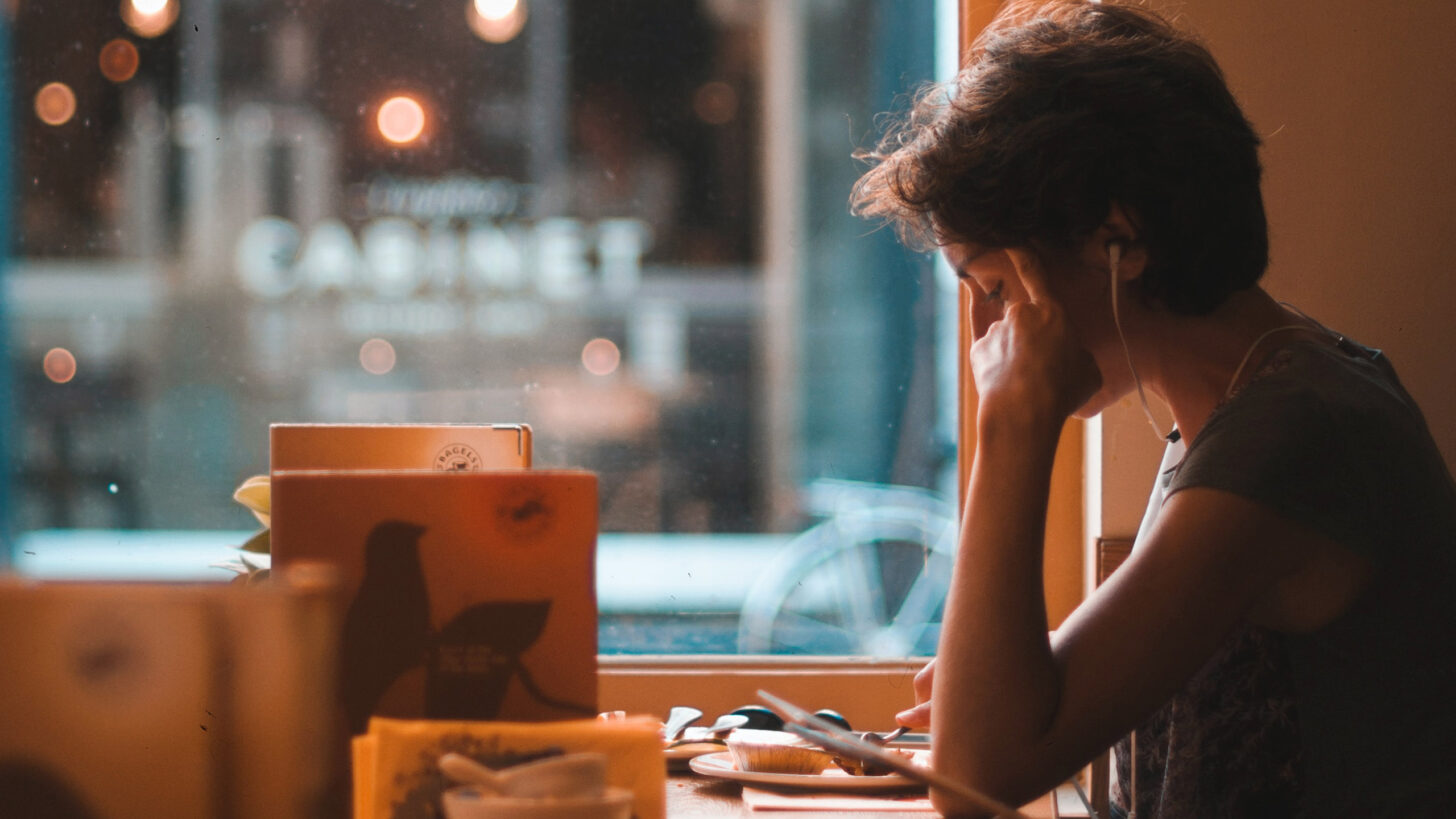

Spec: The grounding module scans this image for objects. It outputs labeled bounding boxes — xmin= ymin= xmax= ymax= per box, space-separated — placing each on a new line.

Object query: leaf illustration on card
xmin=340 ymin=520 xmax=594 ymax=730
xmin=425 ymin=600 xmax=551 ymax=718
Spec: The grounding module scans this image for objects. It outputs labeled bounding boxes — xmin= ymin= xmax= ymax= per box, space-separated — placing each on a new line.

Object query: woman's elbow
xmin=928 ymin=753 xmax=1049 ymax=818
xmin=929 ymin=786 xmax=994 ymax=819
xmin=930 ymin=780 xmax=1043 ymax=819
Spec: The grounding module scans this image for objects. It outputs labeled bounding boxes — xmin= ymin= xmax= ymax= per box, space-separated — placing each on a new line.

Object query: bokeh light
xmin=693 ymin=81 xmax=739 ymax=125
xmin=376 ymin=95 xmax=426 ymax=145
xmin=359 ymin=338 xmax=397 ymax=375
xmin=34 ymin=83 xmax=77 ymax=126
xmin=467 ymin=0 xmax=527 ymax=43
xmin=581 ymin=338 xmax=621 ymax=376
xmin=476 ymin=0 xmax=517 ymax=16
xmin=121 ymin=0 xmax=178 ymax=38
xmin=99 ymin=39 xmax=141 ymax=83
xmin=43 ymin=348 xmax=78 ymax=384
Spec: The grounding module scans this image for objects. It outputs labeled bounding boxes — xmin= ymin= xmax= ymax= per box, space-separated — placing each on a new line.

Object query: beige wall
xmin=1090 ymin=0 xmax=1456 ymax=545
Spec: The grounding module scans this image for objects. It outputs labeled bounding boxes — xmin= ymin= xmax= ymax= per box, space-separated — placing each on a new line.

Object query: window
xmin=3 ymin=0 xmax=961 ymax=656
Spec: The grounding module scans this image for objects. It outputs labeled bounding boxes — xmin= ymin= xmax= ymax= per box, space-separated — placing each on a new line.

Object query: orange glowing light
xmin=359 ymin=338 xmax=397 ymax=375
xmin=121 ymin=0 xmax=178 ymax=38
xmin=99 ymin=39 xmax=141 ymax=83
xmin=581 ymin=338 xmax=621 ymax=376
xmin=467 ymin=0 xmax=527 ymax=43
xmin=377 ymin=96 xmax=426 ymax=145
xmin=43 ymin=348 xmax=77 ymax=384
xmin=34 ymin=83 xmax=77 ymax=127
xmin=693 ymin=81 xmax=738 ymax=125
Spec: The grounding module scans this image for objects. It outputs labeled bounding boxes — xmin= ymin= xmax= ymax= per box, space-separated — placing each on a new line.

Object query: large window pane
xmin=3 ymin=0 xmax=953 ymax=655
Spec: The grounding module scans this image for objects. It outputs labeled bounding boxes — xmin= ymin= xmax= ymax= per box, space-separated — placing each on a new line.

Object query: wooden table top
xmin=665 ymin=772 xmax=1059 ymax=817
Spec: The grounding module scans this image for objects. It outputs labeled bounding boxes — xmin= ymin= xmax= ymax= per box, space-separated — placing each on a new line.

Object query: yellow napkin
xmin=353 ymin=715 xmax=665 ymax=819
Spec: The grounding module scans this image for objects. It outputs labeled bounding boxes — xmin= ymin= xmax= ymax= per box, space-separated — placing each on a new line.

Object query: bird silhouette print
xmin=340 ymin=521 xmax=431 ymax=735
xmin=338 ymin=520 xmax=593 ymax=734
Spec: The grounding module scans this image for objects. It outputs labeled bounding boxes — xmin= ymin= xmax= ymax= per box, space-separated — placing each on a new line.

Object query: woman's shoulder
xmin=1205 ymin=335 xmax=1421 ymax=446
xmin=1172 ymin=336 xmax=1456 ymax=560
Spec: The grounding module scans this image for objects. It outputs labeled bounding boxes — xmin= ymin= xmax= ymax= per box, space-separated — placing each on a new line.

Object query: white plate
xmin=688 ymin=751 xmax=927 ymax=792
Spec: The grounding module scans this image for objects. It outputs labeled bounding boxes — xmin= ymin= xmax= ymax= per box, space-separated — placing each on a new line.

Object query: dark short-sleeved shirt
xmin=1112 ymin=337 xmax=1456 ymax=818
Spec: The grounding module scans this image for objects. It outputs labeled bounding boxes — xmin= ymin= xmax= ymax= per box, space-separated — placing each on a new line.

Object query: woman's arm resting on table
xmin=931 ymin=455 xmax=1359 ymax=816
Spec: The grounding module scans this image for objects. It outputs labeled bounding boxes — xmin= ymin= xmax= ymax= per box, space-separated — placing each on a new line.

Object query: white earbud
xmin=1108 ymin=239 xmax=1172 ymax=442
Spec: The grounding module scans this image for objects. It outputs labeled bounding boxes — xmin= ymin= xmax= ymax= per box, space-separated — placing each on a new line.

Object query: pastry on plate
xmin=724 ymin=729 xmax=834 ymax=775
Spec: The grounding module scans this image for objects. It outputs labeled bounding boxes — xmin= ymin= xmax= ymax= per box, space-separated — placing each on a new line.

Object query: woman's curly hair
xmin=851 ymin=0 xmax=1267 ymax=315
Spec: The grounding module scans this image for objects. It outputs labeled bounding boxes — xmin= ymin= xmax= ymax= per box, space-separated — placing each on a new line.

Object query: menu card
xmin=270 ymin=469 xmax=599 ymax=734
xmin=270 ymin=423 xmax=531 ymax=471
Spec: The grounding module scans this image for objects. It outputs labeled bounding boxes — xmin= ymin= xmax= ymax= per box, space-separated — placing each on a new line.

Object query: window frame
xmin=599 ymin=0 xmax=1087 ymax=722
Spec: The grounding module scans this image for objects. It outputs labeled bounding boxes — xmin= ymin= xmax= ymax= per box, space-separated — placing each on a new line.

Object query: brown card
xmin=270 ymin=423 xmax=531 ymax=472
xmin=270 ymin=470 xmax=599 ymax=735
xmin=0 ymin=573 xmax=338 ymax=819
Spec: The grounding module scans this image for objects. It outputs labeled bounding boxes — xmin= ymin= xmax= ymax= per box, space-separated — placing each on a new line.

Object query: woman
xmin=851 ymin=1 xmax=1456 ymax=816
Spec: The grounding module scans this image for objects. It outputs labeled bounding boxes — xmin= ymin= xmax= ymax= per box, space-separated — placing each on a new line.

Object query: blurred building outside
xmin=2 ymin=0 xmax=961 ymax=654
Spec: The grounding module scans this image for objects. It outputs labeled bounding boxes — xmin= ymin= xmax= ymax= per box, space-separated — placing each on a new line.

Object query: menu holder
xmin=0 ymin=567 xmax=340 ymax=819
xmin=270 ymin=469 xmax=599 ymax=734
xmin=352 ymin=716 xmax=665 ymax=819
xmin=270 ymin=423 xmax=532 ymax=472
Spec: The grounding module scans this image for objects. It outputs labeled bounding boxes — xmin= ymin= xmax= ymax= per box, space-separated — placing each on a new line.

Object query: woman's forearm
xmin=931 ymin=406 xmax=1065 ymax=805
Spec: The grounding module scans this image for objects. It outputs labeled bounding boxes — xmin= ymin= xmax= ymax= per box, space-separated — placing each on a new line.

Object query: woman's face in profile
xmin=942 ymin=242 xmax=1021 ymax=339
xmin=942 ymin=240 xmax=1135 ymax=418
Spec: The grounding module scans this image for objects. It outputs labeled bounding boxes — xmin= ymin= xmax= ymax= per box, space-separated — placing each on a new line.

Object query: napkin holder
xmin=352 ymin=716 xmax=665 ymax=819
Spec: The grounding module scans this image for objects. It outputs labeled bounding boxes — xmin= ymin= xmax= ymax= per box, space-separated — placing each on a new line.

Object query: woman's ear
xmin=1101 ymin=203 xmax=1147 ymax=283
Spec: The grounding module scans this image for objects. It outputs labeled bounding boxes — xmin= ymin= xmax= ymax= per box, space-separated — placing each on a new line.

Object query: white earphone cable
xmin=1109 ymin=243 xmax=1172 ymax=442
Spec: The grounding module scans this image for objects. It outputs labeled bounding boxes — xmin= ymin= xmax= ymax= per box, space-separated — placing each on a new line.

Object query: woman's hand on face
xmin=967 ymin=248 xmax=1101 ymax=429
